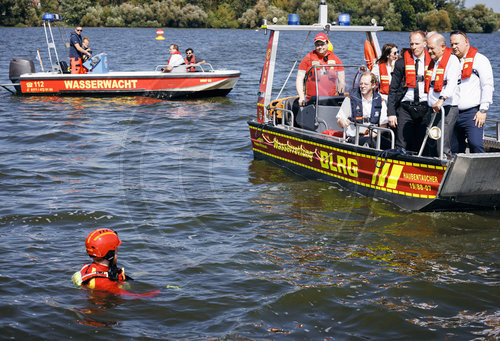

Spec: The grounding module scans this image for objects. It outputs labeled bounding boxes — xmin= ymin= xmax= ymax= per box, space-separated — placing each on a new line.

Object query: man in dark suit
xmin=387 ymin=31 xmax=432 ymax=152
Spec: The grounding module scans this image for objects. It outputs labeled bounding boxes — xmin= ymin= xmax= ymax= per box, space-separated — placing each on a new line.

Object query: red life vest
xmin=378 ymin=62 xmax=390 ymax=94
xmin=403 ymin=49 xmax=431 ymax=88
xmin=299 ymin=50 xmax=343 ymax=99
xmin=461 ymin=47 xmax=478 ymax=79
xmin=424 ymin=47 xmax=453 ymax=93
xmin=167 ymin=50 xmax=181 ymax=65
xmin=78 ymin=262 xmax=126 ymax=294
xmin=185 ymin=55 xmax=196 ymax=72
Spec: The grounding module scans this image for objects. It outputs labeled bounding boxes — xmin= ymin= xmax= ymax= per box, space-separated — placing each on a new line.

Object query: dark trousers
xmin=395 ymin=102 xmax=430 ymax=152
xmin=451 ymin=106 xmax=485 ymax=153
xmin=426 ymin=105 xmax=459 ymax=157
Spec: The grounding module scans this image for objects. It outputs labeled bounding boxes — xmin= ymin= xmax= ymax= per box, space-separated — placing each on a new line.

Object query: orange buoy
xmin=156 ymin=29 xmax=165 ymax=41
xmin=364 ymin=40 xmax=376 ymax=70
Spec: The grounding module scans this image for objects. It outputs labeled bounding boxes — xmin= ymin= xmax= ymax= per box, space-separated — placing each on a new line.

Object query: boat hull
xmin=16 ymin=70 xmax=240 ymax=99
xmin=248 ymin=121 xmax=500 ymax=211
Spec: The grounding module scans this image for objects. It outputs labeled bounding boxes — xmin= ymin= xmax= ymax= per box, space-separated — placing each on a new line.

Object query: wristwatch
xmin=480 ymin=109 xmax=487 ymax=114
xmin=438 ymin=96 xmax=446 ymax=101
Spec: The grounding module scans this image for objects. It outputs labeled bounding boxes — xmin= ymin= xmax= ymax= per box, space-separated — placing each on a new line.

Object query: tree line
xmin=1 ymin=0 xmax=498 ymax=33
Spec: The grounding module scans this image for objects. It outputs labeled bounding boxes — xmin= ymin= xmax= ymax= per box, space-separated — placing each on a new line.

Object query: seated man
xmin=162 ymin=44 xmax=184 ymax=73
xmin=184 ymin=48 xmax=206 ymax=72
xmin=336 ymin=71 xmax=390 ymax=148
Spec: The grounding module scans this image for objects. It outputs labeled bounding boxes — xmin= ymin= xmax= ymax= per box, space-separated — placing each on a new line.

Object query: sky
xmin=464 ymin=0 xmax=500 ymax=13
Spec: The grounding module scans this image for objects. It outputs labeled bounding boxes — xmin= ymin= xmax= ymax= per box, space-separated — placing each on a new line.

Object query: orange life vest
xmin=403 ymin=49 xmax=431 ymax=88
xmin=185 ymin=55 xmax=196 ymax=72
xmin=378 ymin=62 xmax=390 ymax=94
xmin=424 ymin=47 xmax=453 ymax=93
xmin=79 ymin=262 xmax=126 ymax=294
xmin=461 ymin=47 xmax=478 ymax=79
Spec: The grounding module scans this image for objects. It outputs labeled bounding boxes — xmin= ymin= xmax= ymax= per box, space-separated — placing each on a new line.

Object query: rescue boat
xmin=3 ymin=14 xmax=240 ymax=99
xmin=247 ymin=3 xmax=500 ymax=211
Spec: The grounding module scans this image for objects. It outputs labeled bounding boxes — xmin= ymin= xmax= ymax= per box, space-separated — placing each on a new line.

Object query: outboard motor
xmin=9 ymin=58 xmax=35 ymax=92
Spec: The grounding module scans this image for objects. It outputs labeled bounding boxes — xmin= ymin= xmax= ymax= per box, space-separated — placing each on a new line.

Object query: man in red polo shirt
xmin=296 ymin=32 xmax=345 ymax=106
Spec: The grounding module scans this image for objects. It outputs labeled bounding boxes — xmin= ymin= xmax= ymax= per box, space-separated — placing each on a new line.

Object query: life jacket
xmin=75 ymin=262 xmax=126 ymax=292
xmin=404 ymin=49 xmax=431 ymax=88
xmin=185 ymin=55 xmax=196 ymax=72
xmin=461 ymin=47 xmax=478 ymax=79
xmin=424 ymin=47 xmax=453 ymax=93
xmin=378 ymin=62 xmax=390 ymax=94
xmin=303 ymin=50 xmax=343 ymax=98
xmin=350 ymin=88 xmax=383 ymax=125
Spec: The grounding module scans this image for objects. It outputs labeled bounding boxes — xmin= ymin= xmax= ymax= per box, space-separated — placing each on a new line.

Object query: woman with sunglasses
xmin=372 ymin=43 xmax=399 ymax=100
xmin=69 ymin=25 xmax=91 ymax=74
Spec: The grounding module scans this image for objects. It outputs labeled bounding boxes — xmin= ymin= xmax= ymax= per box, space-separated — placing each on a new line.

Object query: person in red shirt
xmin=296 ymin=32 xmax=345 ymax=106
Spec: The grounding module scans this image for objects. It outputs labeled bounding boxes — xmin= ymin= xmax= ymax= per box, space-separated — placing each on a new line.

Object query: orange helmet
xmin=85 ymin=228 xmax=121 ymax=259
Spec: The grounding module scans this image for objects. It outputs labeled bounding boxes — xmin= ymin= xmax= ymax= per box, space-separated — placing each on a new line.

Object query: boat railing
xmin=154 ymin=63 xmax=215 ymax=72
xmin=485 ymin=119 xmax=500 ymax=141
xmin=271 ymin=107 xmax=295 ymax=128
xmin=418 ymin=107 xmax=446 ymax=159
xmin=484 ymin=119 xmax=500 ymax=151
xmin=351 ymin=123 xmax=396 ymax=150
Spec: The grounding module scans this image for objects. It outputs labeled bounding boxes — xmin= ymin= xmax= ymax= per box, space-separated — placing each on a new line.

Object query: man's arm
xmin=296 ymin=69 xmax=306 ymax=106
xmin=474 ymin=54 xmax=494 ymax=127
xmin=387 ymin=59 xmax=404 ymax=127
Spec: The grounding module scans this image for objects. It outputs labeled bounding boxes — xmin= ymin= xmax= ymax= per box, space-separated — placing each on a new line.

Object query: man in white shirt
xmin=337 ymin=72 xmax=389 ymax=148
xmin=449 ymin=30 xmax=494 ymax=153
xmin=425 ymin=33 xmax=461 ymax=157
xmin=162 ymin=44 xmax=184 ymax=73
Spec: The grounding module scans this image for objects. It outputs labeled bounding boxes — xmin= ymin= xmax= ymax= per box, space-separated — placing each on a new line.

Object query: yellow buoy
xmin=156 ymin=29 xmax=165 ymax=41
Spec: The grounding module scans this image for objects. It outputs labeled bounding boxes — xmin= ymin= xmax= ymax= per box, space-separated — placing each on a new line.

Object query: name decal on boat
xmin=250 ymin=126 xmax=446 ymax=199
xmin=63 ymin=79 xmax=139 ymax=89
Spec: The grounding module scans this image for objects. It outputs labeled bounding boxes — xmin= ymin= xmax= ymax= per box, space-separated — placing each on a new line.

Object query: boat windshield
xmin=304 ymin=64 xmax=365 ymax=100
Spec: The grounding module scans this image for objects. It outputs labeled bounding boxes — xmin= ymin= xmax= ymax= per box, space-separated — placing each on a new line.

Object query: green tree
xmin=60 ymin=0 xmax=92 ymax=26
xmin=418 ymin=9 xmax=451 ymax=31
xmin=380 ymin=2 xmax=402 ymax=31
xmin=393 ymin=0 xmax=416 ymax=31
xmin=207 ymin=3 xmax=238 ymax=28
xmin=296 ymin=0 xmax=321 ymax=25
xmin=0 ymin=0 xmax=39 ymax=26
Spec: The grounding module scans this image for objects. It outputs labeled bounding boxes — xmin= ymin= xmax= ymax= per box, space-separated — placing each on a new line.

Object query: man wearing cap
xmin=296 ymin=33 xmax=345 ymax=107
xmin=449 ymin=30 xmax=493 ymax=154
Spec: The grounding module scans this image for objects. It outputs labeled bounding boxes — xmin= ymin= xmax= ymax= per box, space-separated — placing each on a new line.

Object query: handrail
xmin=352 ymin=123 xmax=395 ymax=150
xmin=485 ymin=118 xmax=500 ymax=142
xmin=270 ymin=107 xmax=294 ymax=128
xmin=154 ymin=63 xmax=215 ymax=72
xmin=418 ymin=107 xmax=445 ymax=159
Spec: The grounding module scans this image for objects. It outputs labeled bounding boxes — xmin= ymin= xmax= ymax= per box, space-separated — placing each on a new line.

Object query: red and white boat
xmin=248 ymin=3 xmax=500 ymax=211
xmin=4 ymin=14 xmax=240 ymax=99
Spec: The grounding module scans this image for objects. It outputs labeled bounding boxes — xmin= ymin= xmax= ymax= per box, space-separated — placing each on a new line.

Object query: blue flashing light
xmin=42 ymin=13 xmax=62 ymax=21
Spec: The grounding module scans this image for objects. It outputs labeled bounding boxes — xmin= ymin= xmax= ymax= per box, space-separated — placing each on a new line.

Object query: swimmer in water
xmin=72 ymin=228 xmax=131 ymax=294
xmin=72 ymin=228 xmax=160 ymax=297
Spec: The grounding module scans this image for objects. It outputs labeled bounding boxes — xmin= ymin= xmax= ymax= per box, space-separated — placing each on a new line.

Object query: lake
xmin=0 ymin=26 xmax=499 ymax=340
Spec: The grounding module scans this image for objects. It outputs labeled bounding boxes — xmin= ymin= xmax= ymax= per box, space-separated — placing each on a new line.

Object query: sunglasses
xmin=391 ymin=51 xmax=399 ymax=55
xmin=76 ymin=29 xmax=82 ymax=32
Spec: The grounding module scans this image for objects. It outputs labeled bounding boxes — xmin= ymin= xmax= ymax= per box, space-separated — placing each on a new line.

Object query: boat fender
xmin=364 ymin=40 xmax=376 ymax=71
